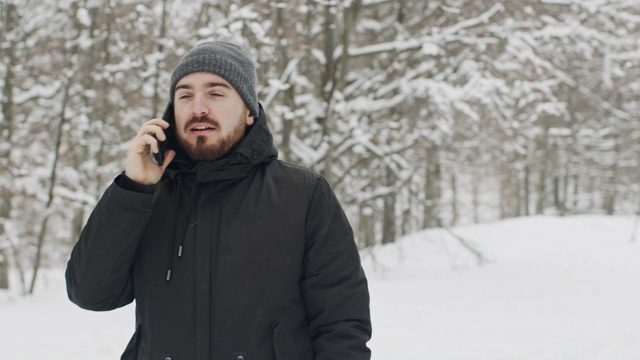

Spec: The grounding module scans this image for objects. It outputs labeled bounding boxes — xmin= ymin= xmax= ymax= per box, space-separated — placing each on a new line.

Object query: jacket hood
xmin=164 ymin=102 xmax=278 ymax=183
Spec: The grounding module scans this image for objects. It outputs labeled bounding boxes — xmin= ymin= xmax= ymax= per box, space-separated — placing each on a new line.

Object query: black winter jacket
xmin=65 ymin=106 xmax=371 ymax=360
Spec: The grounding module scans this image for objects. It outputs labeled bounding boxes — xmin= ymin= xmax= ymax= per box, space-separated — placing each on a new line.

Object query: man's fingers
xmin=136 ymin=125 xmax=165 ymax=142
xmin=146 ymin=118 xmax=170 ymax=128
xmin=124 ymin=119 xmax=172 ymax=185
xmin=136 ymin=133 xmax=160 ymax=154
xmin=136 ymin=119 xmax=170 ymax=140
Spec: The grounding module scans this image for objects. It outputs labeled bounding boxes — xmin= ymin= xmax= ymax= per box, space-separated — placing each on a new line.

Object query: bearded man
xmin=65 ymin=41 xmax=372 ymax=360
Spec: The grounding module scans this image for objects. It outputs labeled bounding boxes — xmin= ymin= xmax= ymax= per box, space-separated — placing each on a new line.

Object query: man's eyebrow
xmin=205 ymin=82 xmax=232 ymax=89
xmin=174 ymin=84 xmax=192 ymax=92
xmin=174 ymin=82 xmax=232 ymax=91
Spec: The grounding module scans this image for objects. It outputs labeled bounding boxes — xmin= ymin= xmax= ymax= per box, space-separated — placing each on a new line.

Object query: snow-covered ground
xmin=1 ymin=215 xmax=639 ymax=359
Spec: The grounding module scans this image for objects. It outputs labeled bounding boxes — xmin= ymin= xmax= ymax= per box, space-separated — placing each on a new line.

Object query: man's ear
xmin=246 ymin=110 xmax=255 ymax=126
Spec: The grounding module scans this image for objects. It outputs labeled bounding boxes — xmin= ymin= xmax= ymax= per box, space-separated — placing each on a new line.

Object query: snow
xmin=364 ymin=215 xmax=640 ymax=359
xmin=1 ymin=215 xmax=639 ymax=359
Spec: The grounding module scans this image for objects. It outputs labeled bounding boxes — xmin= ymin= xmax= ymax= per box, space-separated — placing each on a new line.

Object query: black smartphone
xmin=151 ymin=103 xmax=175 ymax=166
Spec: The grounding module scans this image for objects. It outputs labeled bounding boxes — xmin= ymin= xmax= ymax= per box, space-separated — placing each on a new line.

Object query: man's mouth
xmin=190 ymin=125 xmax=216 ymax=134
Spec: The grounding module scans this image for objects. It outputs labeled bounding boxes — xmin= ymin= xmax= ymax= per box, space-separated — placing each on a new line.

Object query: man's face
xmin=173 ymin=72 xmax=254 ymax=162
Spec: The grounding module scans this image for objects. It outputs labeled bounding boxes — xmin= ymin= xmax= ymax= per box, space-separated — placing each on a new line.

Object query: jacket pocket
xmin=271 ymin=321 xmax=298 ymax=360
xmin=120 ymin=325 xmax=141 ymax=360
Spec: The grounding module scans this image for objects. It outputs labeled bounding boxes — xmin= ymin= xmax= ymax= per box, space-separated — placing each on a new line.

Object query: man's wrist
xmin=116 ymin=171 xmax=156 ymax=194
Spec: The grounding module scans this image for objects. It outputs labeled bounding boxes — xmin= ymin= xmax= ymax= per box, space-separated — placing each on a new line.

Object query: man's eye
xmin=178 ymin=94 xmax=191 ymax=99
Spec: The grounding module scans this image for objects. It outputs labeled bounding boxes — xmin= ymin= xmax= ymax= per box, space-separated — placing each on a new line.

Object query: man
xmin=65 ymin=41 xmax=372 ymax=360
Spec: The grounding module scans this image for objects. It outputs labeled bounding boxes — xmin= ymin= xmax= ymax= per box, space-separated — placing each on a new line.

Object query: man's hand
xmin=124 ymin=119 xmax=176 ymax=185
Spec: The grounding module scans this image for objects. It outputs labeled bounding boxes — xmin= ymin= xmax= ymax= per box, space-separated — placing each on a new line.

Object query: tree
xmin=1 ymin=0 xmax=640 ymax=293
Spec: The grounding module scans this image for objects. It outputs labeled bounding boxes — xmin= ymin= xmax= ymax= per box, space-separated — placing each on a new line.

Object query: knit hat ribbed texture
xmin=170 ymin=41 xmax=259 ymax=117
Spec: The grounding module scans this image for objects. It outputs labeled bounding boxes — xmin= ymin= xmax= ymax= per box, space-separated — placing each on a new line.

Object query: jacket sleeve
xmin=65 ymin=177 xmax=154 ymax=311
xmin=302 ymin=177 xmax=372 ymax=359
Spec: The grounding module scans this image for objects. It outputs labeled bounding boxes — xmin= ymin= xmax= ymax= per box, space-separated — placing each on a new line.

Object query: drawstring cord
xmin=166 ymin=175 xmax=184 ymax=282
xmin=165 ymin=174 xmax=199 ymax=282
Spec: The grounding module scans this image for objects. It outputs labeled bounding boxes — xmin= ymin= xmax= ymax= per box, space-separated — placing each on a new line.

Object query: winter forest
xmin=0 ymin=0 xmax=639 ymax=295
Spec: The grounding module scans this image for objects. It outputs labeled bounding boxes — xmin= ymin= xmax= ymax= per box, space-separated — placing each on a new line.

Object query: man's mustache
xmin=184 ymin=115 xmax=220 ymax=132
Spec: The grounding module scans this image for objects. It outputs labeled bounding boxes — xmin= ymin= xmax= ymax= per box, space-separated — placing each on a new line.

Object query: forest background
xmin=0 ymin=0 xmax=639 ymax=295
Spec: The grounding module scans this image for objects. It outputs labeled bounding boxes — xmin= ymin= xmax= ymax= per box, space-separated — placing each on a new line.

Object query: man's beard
xmin=177 ymin=114 xmax=248 ymax=163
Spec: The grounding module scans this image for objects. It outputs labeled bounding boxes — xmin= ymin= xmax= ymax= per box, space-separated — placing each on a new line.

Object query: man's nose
xmin=191 ymin=95 xmax=209 ymax=116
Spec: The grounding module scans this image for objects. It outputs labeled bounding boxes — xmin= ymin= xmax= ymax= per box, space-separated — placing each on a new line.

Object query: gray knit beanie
xmin=169 ymin=41 xmax=259 ymax=116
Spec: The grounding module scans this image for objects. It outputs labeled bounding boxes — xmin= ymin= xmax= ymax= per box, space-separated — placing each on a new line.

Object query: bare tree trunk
xmin=401 ymin=206 xmax=412 ymax=237
xmin=316 ymin=1 xmax=338 ymax=181
xmin=552 ymin=142 xmax=566 ymax=215
xmin=150 ymin=0 xmax=168 ymax=117
xmin=450 ymin=172 xmax=458 ymax=226
xmin=0 ymin=249 xmax=8 ymax=289
xmin=317 ymin=1 xmax=360 ymax=183
xmin=9 ymin=240 xmax=27 ymax=293
xmin=562 ymin=162 xmax=570 ymax=213
xmin=602 ymin=138 xmax=619 ymax=215
xmin=523 ymin=162 xmax=531 ymax=215
xmin=631 ymin=194 xmax=640 ymax=242
xmin=423 ymin=144 xmax=442 ymax=228
xmin=358 ymin=204 xmax=375 ymax=248
xmin=318 ymin=1 xmax=337 ymax=137
xmin=572 ymin=174 xmax=579 ymax=210
xmin=92 ymin=0 xmax=115 ymax=198
xmin=0 ymin=2 xmax=17 ymax=291
xmin=514 ymin=168 xmax=522 ymax=217
xmin=381 ymin=166 xmax=397 ymax=245
xmin=28 ymin=1 xmax=83 ymax=294
xmin=536 ymin=165 xmax=546 ymax=214
xmin=29 ymin=80 xmax=72 ymax=294
xmin=70 ymin=208 xmax=85 ymax=246
xmin=0 ymin=2 xmax=17 ymax=218
xmin=472 ymin=166 xmax=480 ymax=223
xmin=499 ymin=175 xmax=511 ymax=219
xmin=587 ymin=176 xmax=596 ymax=209
xmin=401 ymin=184 xmax=416 ymax=237
xmin=274 ymin=4 xmax=297 ymax=162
